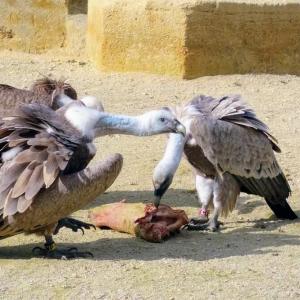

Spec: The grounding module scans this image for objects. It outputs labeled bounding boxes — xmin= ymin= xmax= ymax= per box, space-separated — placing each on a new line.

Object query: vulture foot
xmin=32 ymin=243 xmax=93 ymax=259
xmin=54 ymin=217 xmax=96 ymax=235
xmin=189 ymin=215 xmax=209 ymax=224
xmin=184 ymin=219 xmax=223 ymax=232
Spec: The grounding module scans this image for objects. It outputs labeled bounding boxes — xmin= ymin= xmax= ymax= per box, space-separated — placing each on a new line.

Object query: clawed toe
xmin=183 ymin=219 xmax=223 ymax=232
xmin=190 ymin=216 xmax=209 ymax=224
xmin=54 ymin=217 xmax=96 ymax=235
xmin=32 ymin=244 xmax=93 ymax=259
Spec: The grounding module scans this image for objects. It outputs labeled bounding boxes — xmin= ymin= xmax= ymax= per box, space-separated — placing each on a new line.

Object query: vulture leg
xmin=54 ymin=217 xmax=96 ymax=235
xmin=186 ymin=175 xmax=214 ymax=230
xmin=203 ymin=180 xmax=225 ymax=231
xmin=32 ymin=234 xmax=93 ymax=259
xmin=194 ymin=175 xmax=214 ymax=223
xmin=186 ymin=174 xmax=238 ymax=231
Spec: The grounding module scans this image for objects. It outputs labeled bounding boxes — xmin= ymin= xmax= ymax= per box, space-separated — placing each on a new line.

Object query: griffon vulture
xmin=152 ymin=95 xmax=297 ymax=231
xmin=0 ymin=96 xmax=185 ymax=258
xmin=0 ymin=79 xmax=185 ymax=252
xmin=0 ymin=78 xmax=104 ymax=236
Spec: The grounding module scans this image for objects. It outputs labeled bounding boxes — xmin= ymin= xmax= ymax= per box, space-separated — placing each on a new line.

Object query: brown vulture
xmin=152 ymin=95 xmax=297 ymax=231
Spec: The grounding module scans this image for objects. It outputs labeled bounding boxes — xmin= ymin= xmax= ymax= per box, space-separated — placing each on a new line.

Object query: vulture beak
xmin=153 ymin=176 xmax=173 ymax=208
xmin=154 ymin=195 xmax=161 ymax=208
xmin=174 ymin=120 xmax=186 ymax=136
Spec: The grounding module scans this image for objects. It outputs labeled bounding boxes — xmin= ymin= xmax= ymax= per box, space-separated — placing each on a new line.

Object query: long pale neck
xmin=159 ymin=133 xmax=186 ymax=174
xmin=95 ymin=113 xmax=148 ymax=136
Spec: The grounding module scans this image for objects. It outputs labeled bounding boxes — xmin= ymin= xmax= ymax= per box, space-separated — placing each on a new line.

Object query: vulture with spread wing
xmin=0 ymin=82 xmax=185 ymax=258
xmin=0 ymin=78 xmax=105 ymax=237
xmin=153 ymin=95 xmax=297 ymax=231
xmin=0 ymin=102 xmax=123 ymax=258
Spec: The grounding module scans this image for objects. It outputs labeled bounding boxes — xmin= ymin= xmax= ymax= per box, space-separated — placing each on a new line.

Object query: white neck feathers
xmin=158 ymin=133 xmax=186 ymax=175
xmin=65 ymin=105 xmax=101 ymax=138
xmin=65 ymin=106 xmax=169 ymax=138
xmin=94 ymin=113 xmax=142 ymax=136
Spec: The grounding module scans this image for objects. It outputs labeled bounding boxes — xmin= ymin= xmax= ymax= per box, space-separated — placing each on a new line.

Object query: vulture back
xmin=0 ymin=78 xmax=77 ymax=119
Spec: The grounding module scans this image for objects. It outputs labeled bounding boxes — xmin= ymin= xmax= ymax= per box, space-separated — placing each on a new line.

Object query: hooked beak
xmin=153 ymin=175 xmax=173 ymax=208
xmin=174 ymin=120 xmax=186 ymax=136
xmin=154 ymin=195 xmax=161 ymax=208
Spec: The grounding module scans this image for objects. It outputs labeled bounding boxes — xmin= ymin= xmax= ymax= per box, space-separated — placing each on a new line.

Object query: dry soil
xmin=0 ymin=50 xmax=299 ymax=300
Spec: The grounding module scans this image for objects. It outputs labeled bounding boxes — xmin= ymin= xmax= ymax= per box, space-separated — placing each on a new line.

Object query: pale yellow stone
xmin=65 ymin=14 xmax=87 ymax=58
xmin=184 ymin=0 xmax=300 ymax=78
xmin=87 ymin=0 xmax=300 ymax=78
xmin=87 ymin=0 xmax=187 ymax=77
xmin=0 ymin=0 xmax=67 ymax=53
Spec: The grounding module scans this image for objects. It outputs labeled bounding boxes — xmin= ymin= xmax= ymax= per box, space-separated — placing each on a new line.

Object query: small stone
xmin=254 ymin=223 xmax=267 ymax=229
xmin=234 ymin=82 xmax=242 ymax=87
xmin=67 ymin=59 xmax=77 ymax=64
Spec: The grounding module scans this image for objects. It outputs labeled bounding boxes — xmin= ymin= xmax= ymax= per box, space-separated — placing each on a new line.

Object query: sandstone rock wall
xmin=87 ymin=0 xmax=187 ymax=77
xmin=87 ymin=0 xmax=185 ymax=74
xmin=66 ymin=14 xmax=87 ymax=57
xmin=184 ymin=1 xmax=300 ymax=78
xmin=87 ymin=0 xmax=300 ymax=78
xmin=1 ymin=0 xmax=300 ymax=78
xmin=0 ymin=0 xmax=67 ymax=53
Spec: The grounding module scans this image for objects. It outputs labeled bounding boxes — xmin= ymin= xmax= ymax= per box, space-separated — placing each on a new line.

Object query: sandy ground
xmin=0 ymin=50 xmax=299 ymax=300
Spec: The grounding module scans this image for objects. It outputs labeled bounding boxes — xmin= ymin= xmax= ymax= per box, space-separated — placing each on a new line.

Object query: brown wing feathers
xmin=31 ymin=77 xmax=77 ymax=100
xmin=190 ymin=95 xmax=281 ymax=152
xmin=0 ymin=104 xmax=81 ymax=218
xmin=188 ymin=95 xmax=297 ymax=220
xmin=0 ymin=78 xmax=78 ymax=123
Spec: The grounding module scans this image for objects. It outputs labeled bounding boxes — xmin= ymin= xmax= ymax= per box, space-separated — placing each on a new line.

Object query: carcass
xmin=89 ymin=201 xmax=188 ymax=242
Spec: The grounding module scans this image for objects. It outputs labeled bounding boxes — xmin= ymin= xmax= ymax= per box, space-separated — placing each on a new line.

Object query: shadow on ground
xmin=1 ymin=189 xmax=298 ymax=261
xmin=0 ymin=218 xmax=299 ymax=261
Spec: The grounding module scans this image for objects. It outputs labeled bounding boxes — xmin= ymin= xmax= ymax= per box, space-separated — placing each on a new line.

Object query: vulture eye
xmin=160 ymin=117 xmax=166 ymax=122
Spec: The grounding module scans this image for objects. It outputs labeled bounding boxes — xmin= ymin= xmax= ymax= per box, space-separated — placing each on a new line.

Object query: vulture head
xmin=135 ymin=108 xmax=186 ymax=136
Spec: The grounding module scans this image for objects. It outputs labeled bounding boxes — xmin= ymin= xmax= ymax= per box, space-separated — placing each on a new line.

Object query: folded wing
xmin=189 ymin=95 xmax=296 ymax=219
xmin=0 ymin=104 xmax=82 ymax=218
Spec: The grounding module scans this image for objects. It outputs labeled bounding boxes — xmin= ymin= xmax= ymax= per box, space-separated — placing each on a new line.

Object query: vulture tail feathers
xmin=264 ymin=198 xmax=297 ymax=220
xmin=234 ymin=173 xmax=297 ymax=220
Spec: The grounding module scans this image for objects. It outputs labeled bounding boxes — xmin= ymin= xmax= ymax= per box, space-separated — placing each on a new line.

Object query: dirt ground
xmin=0 ymin=50 xmax=299 ymax=300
